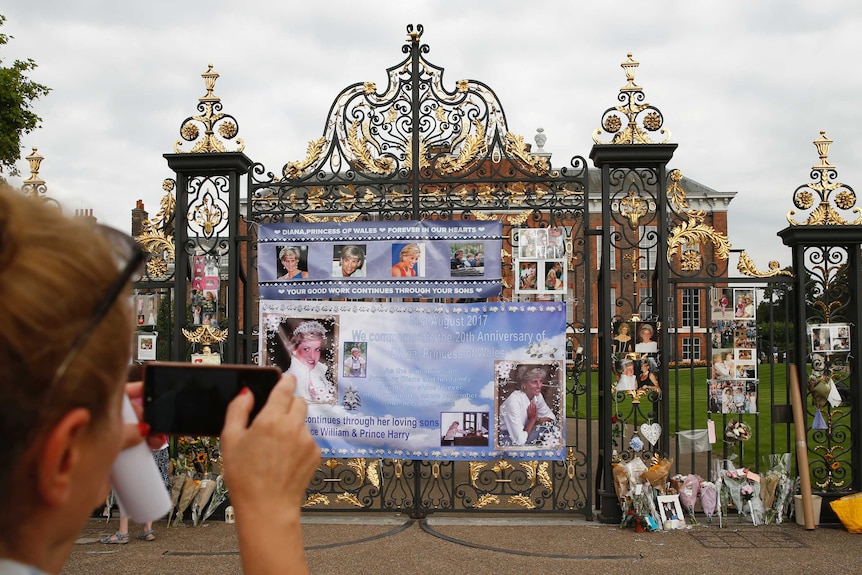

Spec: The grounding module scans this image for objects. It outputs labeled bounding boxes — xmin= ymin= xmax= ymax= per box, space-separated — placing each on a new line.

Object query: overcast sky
xmin=4 ymin=1 xmax=861 ymax=271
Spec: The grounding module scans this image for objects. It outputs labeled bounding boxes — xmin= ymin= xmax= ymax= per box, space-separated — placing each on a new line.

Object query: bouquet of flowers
xmin=191 ymin=477 xmax=218 ymax=526
xmin=641 ymin=458 xmax=673 ymax=493
xmin=761 ymin=453 xmax=794 ymax=524
xmin=202 ymin=474 xmax=229 ymax=522
xmin=699 ymin=481 xmax=718 ymax=523
xmin=678 ymin=474 xmax=701 ymax=524
xmin=621 ymin=484 xmax=659 ymax=531
xmin=722 ymin=468 xmax=764 ymax=524
xmin=724 ymin=420 xmax=751 ymax=443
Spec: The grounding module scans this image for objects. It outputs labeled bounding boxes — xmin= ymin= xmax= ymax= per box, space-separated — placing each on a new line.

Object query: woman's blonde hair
xmin=0 ymin=187 xmax=133 ymax=529
xmin=400 ymin=243 xmax=420 ymax=259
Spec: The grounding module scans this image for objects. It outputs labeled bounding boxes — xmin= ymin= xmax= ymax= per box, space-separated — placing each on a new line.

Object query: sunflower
xmin=196 ymin=452 xmax=208 ymax=464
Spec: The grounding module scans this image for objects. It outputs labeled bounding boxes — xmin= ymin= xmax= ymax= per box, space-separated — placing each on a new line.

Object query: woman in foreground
xmin=0 ymin=187 xmax=319 ymax=575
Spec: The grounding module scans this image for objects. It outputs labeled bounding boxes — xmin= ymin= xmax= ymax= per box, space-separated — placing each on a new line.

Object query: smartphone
xmin=143 ymin=362 xmax=281 ymax=436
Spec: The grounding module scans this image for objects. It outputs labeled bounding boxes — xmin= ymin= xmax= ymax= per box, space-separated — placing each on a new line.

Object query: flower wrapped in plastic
xmin=739 ymin=483 xmax=765 ymax=525
xmin=191 ymin=477 xmax=218 ymax=526
xmin=722 ymin=468 xmax=764 ymax=524
xmin=625 ymin=458 xmax=648 ymax=489
xmin=641 ymin=458 xmax=673 ymax=493
xmin=102 ymin=491 xmax=116 ymax=521
xmin=747 ymin=482 xmax=766 ymax=525
xmin=724 ymin=420 xmax=751 ymax=443
xmin=721 ymin=469 xmax=748 ymax=518
xmin=612 ymin=464 xmax=630 ymax=504
xmin=762 ymin=453 xmax=794 ymax=524
xmin=202 ymin=475 xmax=228 ymax=523
xmin=621 ymin=484 xmax=659 ymax=531
xmin=678 ymin=474 xmax=701 ymax=524
xmin=172 ymin=478 xmax=200 ymax=527
xmin=699 ymin=481 xmax=718 ymax=523
xmin=669 ymin=474 xmax=685 ymax=494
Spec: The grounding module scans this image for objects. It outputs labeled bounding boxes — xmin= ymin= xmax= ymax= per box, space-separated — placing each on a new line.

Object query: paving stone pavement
xmin=62 ymin=514 xmax=859 ymax=575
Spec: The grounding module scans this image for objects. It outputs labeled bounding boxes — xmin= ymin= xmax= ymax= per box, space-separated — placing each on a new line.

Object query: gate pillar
xmin=163 ymin=152 xmax=252 ymax=362
xmin=162 ymin=66 xmax=252 ymax=363
xmin=590 ymin=144 xmax=677 ymax=523
xmin=778 ymin=131 xmax=862 ymax=503
xmin=587 ymin=53 xmax=679 ymax=524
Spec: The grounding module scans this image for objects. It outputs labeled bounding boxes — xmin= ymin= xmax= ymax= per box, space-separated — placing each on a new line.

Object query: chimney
xmin=74 ymin=208 xmax=97 ymax=225
xmin=131 ymin=199 xmax=148 ymax=237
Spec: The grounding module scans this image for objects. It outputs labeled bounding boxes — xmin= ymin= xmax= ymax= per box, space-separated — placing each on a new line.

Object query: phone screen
xmin=143 ymin=363 xmax=280 ymax=436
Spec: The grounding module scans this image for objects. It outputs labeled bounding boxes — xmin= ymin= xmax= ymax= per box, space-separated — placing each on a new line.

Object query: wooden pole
xmin=790 ymin=364 xmax=816 ymax=529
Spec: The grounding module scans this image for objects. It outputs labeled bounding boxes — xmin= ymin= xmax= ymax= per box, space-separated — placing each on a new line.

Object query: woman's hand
xmin=121 ymin=382 xmax=169 ymax=451
xmin=219 ymin=374 xmax=320 ymax=575
xmin=526 ymin=400 xmax=538 ymax=424
xmin=220 ymin=374 xmax=320 ymax=516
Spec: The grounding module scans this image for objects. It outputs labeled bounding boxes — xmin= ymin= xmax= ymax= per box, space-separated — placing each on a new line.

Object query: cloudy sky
xmin=4 ymin=1 xmax=861 ymax=270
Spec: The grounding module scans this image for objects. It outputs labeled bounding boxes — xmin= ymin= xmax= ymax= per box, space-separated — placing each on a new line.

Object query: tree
xmin=0 ymin=15 xmax=50 ymax=178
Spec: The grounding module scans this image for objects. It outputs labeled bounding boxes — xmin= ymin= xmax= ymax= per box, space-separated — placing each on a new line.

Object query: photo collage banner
xmin=708 ymin=287 xmax=758 ymax=414
xmin=258 ymin=220 xmax=502 ymax=300
xmin=259 ymin=300 xmax=566 ymax=460
xmin=191 ymin=254 xmax=221 ymax=327
xmin=513 ymin=227 xmax=567 ymax=295
xmin=611 ymin=320 xmax=661 ymax=395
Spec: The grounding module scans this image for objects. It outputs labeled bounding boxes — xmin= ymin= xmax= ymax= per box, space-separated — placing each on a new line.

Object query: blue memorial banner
xmin=258 ymin=220 xmax=502 ymax=299
xmin=259 ymin=300 xmax=567 ymax=460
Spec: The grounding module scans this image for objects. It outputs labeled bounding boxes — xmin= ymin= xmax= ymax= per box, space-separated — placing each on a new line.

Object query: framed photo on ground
xmin=657 ymin=494 xmax=684 ymax=529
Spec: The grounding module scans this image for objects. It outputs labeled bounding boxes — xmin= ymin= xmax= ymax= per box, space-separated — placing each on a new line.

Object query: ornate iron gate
xmin=139 ymin=25 xmax=861 ymax=520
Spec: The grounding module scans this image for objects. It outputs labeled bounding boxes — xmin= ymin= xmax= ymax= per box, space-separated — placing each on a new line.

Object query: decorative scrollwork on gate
xmin=136 ymin=179 xmax=176 ymax=280
xmin=249 ymin=24 xmax=587 ymax=221
xmin=304 ymin=458 xmax=382 ymax=508
xmin=736 ymin=251 xmax=793 ymax=278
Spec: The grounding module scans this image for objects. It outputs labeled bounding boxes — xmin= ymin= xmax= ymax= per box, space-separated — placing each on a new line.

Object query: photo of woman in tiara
xmin=263 ymin=315 xmax=339 ymax=405
xmin=282 ymin=320 xmax=335 ymax=404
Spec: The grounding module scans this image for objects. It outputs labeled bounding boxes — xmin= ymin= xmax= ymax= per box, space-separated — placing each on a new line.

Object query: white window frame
xmin=639 ymin=287 xmax=652 ymax=319
xmin=682 ymin=337 xmax=702 ymax=361
xmin=596 ymin=226 xmax=616 ymax=271
xmin=639 ymin=225 xmax=657 ymax=271
xmin=681 ymin=288 xmax=701 ymax=328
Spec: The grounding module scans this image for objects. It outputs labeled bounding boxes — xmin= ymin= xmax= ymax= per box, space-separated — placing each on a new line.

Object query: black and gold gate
xmin=245 ymin=25 xmax=592 ymax=516
xmin=139 ymin=25 xmax=862 ymax=520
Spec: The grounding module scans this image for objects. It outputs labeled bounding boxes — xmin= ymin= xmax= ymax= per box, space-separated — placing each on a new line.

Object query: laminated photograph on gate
xmin=810 ymin=323 xmax=851 ymax=353
xmin=710 ymin=287 xmax=760 ymax=401
xmin=612 ymin=320 xmax=660 ymax=399
xmin=707 ymin=379 xmax=758 ymax=414
xmin=513 ymin=226 xmax=568 ymax=296
xmin=260 ymin=314 xmax=340 ymax=405
xmin=494 ymin=360 xmax=564 ymax=450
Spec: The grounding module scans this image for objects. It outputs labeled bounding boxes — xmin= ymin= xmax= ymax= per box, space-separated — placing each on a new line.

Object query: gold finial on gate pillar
xmin=787 ymin=131 xmax=861 ymax=226
xmin=174 ymin=64 xmax=245 ymax=153
xmin=620 ymin=53 xmax=641 ymax=92
xmin=21 ymin=148 xmax=55 ymax=206
xmin=23 ymin=147 xmax=45 ymax=187
xmin=593 ymin=53 xmax=671 ymax=145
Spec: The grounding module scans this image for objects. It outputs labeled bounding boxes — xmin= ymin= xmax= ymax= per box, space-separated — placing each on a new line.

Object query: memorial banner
xmin=259 ymin=300 xmax=567 ymax=460
xmin=258 ymin=220 xmax=502 ymax=299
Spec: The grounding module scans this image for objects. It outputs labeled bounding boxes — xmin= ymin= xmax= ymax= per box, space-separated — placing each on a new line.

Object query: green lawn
xmin=568 ymin=363 xmax=796 ymax=471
